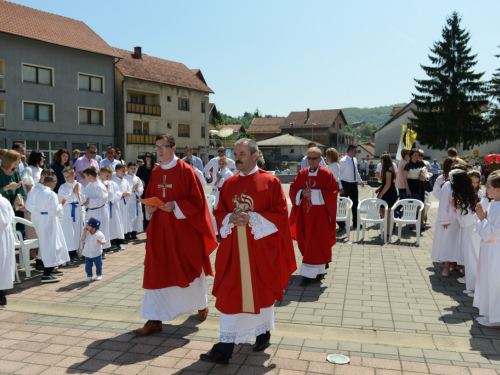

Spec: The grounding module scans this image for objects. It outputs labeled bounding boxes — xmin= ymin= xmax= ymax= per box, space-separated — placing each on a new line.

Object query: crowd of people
xmin=2 ymin=137 xmax=500 ymax=365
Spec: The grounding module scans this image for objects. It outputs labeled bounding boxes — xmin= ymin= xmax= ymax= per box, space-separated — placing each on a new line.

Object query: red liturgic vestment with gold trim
xmin=289 ymin=166 xmax=338 ymax=264
xmin=143 ymin=160 xmax=217 ymax=290
xmin=213 ymin=169 xmax=297 ymax=314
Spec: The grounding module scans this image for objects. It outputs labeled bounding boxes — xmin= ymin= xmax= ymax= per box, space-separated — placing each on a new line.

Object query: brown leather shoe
xmin=198 ymin=307 xmax=209 ymax=321
xmin=133 ymin=321 xmax=162 ymax=336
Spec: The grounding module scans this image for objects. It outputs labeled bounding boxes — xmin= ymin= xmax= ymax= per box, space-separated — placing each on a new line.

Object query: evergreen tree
xmin=410 ymin=12 xmax=489 ymax=150
xmin=489 ymin=48 xmax=500 ymax=135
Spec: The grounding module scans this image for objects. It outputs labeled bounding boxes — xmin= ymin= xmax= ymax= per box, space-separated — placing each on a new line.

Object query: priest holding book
xmin=133 ymin=134 xmax=218 ymax=336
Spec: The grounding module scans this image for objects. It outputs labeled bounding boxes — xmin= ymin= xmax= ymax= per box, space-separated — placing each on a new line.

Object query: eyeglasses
xmin=89 ymin=151 xmax=97 ymax=154
xmin=153 ymin=145 xmax=173 ymax=151
xmin=218 ymin=150 xmax=225 ymax=153
xmin=307 ymin=157 xmax=320 ymax=161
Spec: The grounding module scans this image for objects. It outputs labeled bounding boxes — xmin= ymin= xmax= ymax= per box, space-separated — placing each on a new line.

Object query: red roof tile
xmin=390 ymin=106 xmax=403 ymax=116
xmin=248 ymin=117 xmax=286 ymax=134
xmin=115 ymin=47 xmax=213 ymax=93
xmin=0 ymin=1 xmax=119 ymax=57
xmin=359 ymin=144 xmax=375 ymax=155
xmin=281 ymin=109 xmax=346 ymax=128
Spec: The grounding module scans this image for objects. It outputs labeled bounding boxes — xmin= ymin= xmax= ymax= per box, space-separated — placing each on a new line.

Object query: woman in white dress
xmin=325 ymin=147 xmax=340 ymax=186
xmin=21 ymin=150 xmax=45 ymax=241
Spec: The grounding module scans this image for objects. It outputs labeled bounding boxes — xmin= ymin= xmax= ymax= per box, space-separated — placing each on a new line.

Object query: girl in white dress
xmin=433 ymin=157 xmax=457 ymax=200
xmin=211 ymin=157 xmax=233 ymax=207
xmin=0 ymin=194 xmax=15 ymax=305
xmin=474 ymin=171 xmax=500 ymax=326
xmin=452 ymin=170 xmax=481 ymax=295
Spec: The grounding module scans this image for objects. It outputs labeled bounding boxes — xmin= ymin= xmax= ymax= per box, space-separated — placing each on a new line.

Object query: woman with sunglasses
xmin=114 ymin=148 xmax=126 ymax=166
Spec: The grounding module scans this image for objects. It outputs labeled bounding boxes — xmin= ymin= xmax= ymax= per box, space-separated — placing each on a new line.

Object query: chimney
xmin=307 ymin=108 xmax=310 ymax=119
xmin=134 ymin=46 xmax=142 ymax=59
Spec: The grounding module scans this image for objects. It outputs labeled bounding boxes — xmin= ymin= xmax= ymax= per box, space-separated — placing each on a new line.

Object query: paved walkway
xmin=2 ymin=188 xmax=500 ymax=374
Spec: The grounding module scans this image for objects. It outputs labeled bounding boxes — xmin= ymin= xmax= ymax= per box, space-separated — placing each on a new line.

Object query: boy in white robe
xmin=81 ymin=217 xmax=106 ymax=282
xmin=34 ymin=175 xmax=70 ymax=283
xmin=99 ymin=166 xmax=124 ymax=252
xmin=58 ymin=167 xmax=85 ymax=264
xmin=82 ymin=166 xmax=111 ymax=252
xmin=111 ymin=164 xmax=132 ymax=246
xmin=0 ymin=194 xmax=15 ymax=305
xmin=210 ymin=157 xmax=233 ymax=207
xmin=125 ymin=163 xmax=144 ymax=239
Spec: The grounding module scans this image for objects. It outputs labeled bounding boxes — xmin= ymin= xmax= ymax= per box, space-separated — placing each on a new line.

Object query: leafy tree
xmin=342 ymin=103 xmax=407 ymax=128
xmin=359 ymin=123 xmax=378 ymax=137
xmin=410 ymin=12 xmax=489 ymax=150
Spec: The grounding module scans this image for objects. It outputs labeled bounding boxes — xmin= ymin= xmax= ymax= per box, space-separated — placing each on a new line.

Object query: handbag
xmin=13 ymin=193 xmax=23 ymax=211
xmin=423 ymin=179 xmax=433 ymax=193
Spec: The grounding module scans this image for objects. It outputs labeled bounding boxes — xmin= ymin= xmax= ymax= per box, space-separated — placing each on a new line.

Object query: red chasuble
xmin=289 ymin=166 xmax=338 ymax=264
xmin=143 ymin=160 xmax=218 ymax=290
xmin=212 ymin=169 xmax=297 ymax=314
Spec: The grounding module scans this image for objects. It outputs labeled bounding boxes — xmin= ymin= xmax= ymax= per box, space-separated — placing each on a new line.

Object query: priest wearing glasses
xmin=289 ymin=147 xmax=338 ymax=286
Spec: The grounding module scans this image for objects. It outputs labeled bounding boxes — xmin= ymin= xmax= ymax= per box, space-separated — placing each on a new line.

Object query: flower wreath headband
xmin=448 ymin=169 xmax=464 ymax=185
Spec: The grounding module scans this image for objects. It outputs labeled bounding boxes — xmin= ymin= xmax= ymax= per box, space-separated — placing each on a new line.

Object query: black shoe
xmin=336 ymin=227 xmax=346 ymax=234
xmin=325 ymin=263 xmax=330 ymax=270
xmin=35 ymin=265 xmax=44 ymax=272
xmin=102 ymin=254 xmax=106 ymax=260
xmin=72 ymin=257 xmax=83 ymax=263
xmin=200 ymin=350 xmax=229 ymax=364
xmin=315 ymin=274 xmax=325 ymax=281
xmin=103 ymin=249 xmax=114 ymax=254
xmin=253 ymin=340 xmax=271 ymax=352
xmin=41 ymin=276 xmax=61 ymax=283
xmin=0 ymin=296 xmax=6 ymax=306
xmin=300 ymin=277 xmax=312 ymax=286
xmin=52 ymin=269 xmax=64 ymax=275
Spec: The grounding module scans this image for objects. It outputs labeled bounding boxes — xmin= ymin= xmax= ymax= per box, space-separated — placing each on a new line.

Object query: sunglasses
xmin=307 ymin=157 xmax=320 ymax=161
xmin=218 ymin=150 xmax=224 ymax=153
xmin=89 ymin=151 xmax=97 ymax=154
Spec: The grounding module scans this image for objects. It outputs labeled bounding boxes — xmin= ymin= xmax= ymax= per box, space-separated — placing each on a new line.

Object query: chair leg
xmin=398 ymin=224 xmax=402 ymax=240
xmin=14 ymin=262 xmax=20 ymax=283
xmin=346 ymin=212 xmax=351 ymax=242
xmin=361 ymin=222 xmax=366 ymax=241
xmin=22 ymin=246 xmax=31 ymax=278
xmin=416 ymin=219 xmax=421 ymax=246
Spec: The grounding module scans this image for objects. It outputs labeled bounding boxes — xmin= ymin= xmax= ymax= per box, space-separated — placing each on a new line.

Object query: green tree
xmin=488 ymin=48 xmax=500 ymax=136
xmin=410 ymin=12 xmax=489 ymax=150
xmin=359 ymin=123 xmax=378 ymax=137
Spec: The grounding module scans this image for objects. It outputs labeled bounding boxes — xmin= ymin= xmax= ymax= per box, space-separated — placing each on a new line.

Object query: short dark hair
xmin=106 ymin=146 xmax=116 ymax=153
xmin=127 ymin=162 xmax=135 ymax=168
xmin=86 ymin=145 xmax=97 ymax=151
xmin=185 ymin=145 xmax=193 ymax=151
xmin=43 ymin=175 xmax=57 ymax=183
xmin=308 ymin=142 xmax=317 ymax=148
xmin=447 ymin=147 xmax=458 ymax=156
xmin=156 ymin=134 xmax=176 ymax=146
xmin=184 ymin=159 xmax=193 ymax=166
xmin=83 ymin=166 xmax=97 ymax=177
xmin=12 ymin=143 xmax=24 ymax=151
xmin=27 ymin=150 xmax=43 ymax=167
xmin=347 ymin=145 xmax=357 ymax=153
xmin=115 ymin=163 xmax=126 ymax=171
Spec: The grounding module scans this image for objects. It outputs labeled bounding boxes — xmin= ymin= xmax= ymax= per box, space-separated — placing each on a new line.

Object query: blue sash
xmin=109 ymin=202 xmax=113 ymax=218
xmin=135 ymin=194 xmax=140 ymax=216
xmin=41 ymin=212 xmax=48 ymax=215
xmin=122 ymin=196 xmax=127 ymax=205
xmin=70 ymin=202 xmax=78 ymax=222
xmin=86 ymin=204 xmax=105 ymax=212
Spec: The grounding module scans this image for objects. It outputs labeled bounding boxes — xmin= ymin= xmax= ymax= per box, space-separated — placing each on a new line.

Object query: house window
xmin=78 ymin=73 xmax=103 ymax=93
xmin=0 ymin=60 xmax=4 ymax=90
xmin=389 ymin=143 xmax=398 ymax=153
xmin=22 ymin=64 xmax=53 ymax=85
xmin=0 ymin=99 xmax=5 ymax=129
xmin=290 ymin=149 xmax=294 ymax=153
xmin=201 ymin=101 xmax=205 ymax=113
xmin=178 ymin=98 xmax=189 ymax=111
xmin=133 ymin=121 xmax=149 ymax=135
xmin=0 ymin=139 xmax=5 ymax=148
xmin=201 ymin=125 xmax=205 ymax=138
xmin=130 ymin=94 xmax=146 ymax=104
xmin=178 ymin=124 xmax=190 ymax=137
xmin=23 ymin=102 xmax=53 ymax=122
xmin=167 ymin=96 xmax=171 ymax=102
xmin=79 ymin=107 xmax=104 ymax=126
xmin=13 ymin=140 xmax=65 ymax=161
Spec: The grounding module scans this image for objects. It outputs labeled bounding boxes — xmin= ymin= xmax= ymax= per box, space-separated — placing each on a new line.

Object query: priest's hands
xmin=145 ymin=205 xmax=158 ymax=214
xmin=302 ymin=188 xmax=312 ymax=198
xmin=159 ymin=201 xmax=175 ymax=212
xmin=229 ymin=210 xmax=250 ymax=226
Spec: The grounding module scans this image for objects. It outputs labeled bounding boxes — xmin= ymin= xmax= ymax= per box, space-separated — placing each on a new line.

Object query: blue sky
xmin=11 ymin=0 xmax=500 ymax=117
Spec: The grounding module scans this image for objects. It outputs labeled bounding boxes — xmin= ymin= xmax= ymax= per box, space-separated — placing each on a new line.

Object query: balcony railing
xmin=127 ymin=133 xmax=156 ymax=145
xmin=127 ymin=102 xmax=161 ymax=116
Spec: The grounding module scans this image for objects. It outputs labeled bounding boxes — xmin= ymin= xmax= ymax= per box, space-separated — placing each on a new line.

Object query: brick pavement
xmin=2 ymin=190 xmax=500 ymax=374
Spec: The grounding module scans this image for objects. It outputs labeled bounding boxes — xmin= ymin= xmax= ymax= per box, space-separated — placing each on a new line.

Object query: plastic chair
xmin=424 ymin=193 xmax=431 ymax=219
xmin=358 ymin=185 xmax=375 ymax=214
xmin=337 ymin=197 xmax=353 ymax=241
xmin=205 ymin=194 xmax=217 ymax=234
xmin=356 ymin=198 xmax=388 ymax=244
xmin=389 ymin=199 xmax=424 ymax=246
xmin=12 ymin=217 xmax=39 ymax=278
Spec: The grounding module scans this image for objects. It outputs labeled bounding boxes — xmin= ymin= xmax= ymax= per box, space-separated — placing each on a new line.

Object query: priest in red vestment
xmin=290 ymin=147 xmax=338 ymax=286
xmin=200 ymin=138 xmax=296 ymax=365
xmin=133 ymin=134 xmax=218 ymax=336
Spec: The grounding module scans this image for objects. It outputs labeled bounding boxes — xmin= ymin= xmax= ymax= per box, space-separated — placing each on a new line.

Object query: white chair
xmin=337 ymin=197 xmax=353 ymax=242
xmin=205 ymin=194 xmax=217 ymax=234
xmin=14 ymin=258 xmax=20 ymax=283
xmin=12 ymin=217 xmax=39 ymax=278
xmin=389 ymin=198 xmax=424 ymax=246
xmin=424 ymin=193 xmax=431 ymax=222
xmin=356 ymin=198 xmax=388 ymax=244
xmin=358 ymin=185 xmax=375 ymax=214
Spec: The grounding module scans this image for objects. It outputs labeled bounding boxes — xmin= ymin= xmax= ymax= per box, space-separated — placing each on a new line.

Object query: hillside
xmin=342 ymin=103 xmax=408 ymax=128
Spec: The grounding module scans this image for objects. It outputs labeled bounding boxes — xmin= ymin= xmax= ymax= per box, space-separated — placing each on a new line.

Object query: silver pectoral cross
xmin=158 ymin=175 xmax=172 ymax=198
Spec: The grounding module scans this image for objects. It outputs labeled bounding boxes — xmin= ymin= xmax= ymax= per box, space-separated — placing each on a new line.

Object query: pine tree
xmin=410 ymin=12 xmax=489 ymax=150
xmin=489 ymin=48 xmax=500 ymax=135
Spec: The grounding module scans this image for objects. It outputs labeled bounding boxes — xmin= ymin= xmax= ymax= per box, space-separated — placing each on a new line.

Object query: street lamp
xmin=311 ymin=123 xmax=316 ymax=142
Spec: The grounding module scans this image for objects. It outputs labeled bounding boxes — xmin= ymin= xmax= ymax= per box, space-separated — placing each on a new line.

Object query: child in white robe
xmin=99 ymin=166 xmax=124 ymax=252
xmin=431 ymin=177 xmax=460 ymax=277
xmin=125 ymin=163 xmax=144 ymax=239
xmin=81 ymin=217 xmax=106 ymax=282
xmin=58 ymin=167 xmax=85 ymax=264
xmin=433 ymin=158 xmax=457 ymax=200
xmin=210 ymin=157 xmax=233 ymax=207
xmin=0 ymin=194 xmax=15 ymax=305
xmin=34 ymin=174 xmax=69 ymax=283
xmin=82 ymin=166 xmax=111 ymax=252
xmin=111 ymin=164 xmax=132 ymax=245
xmin=452 ymin=170 xmax=482 ymax=296
xmin=474 ymin=171 xmax=500 ymax=327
